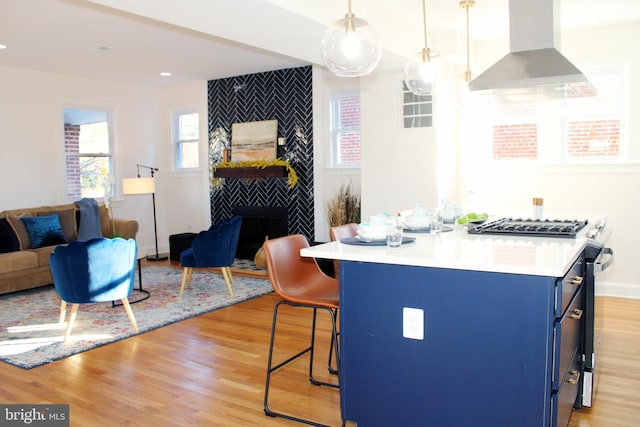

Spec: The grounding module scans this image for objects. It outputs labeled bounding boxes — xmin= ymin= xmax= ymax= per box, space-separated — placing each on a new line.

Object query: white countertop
xmin=302 ymin=224 xmax=608 ymax=277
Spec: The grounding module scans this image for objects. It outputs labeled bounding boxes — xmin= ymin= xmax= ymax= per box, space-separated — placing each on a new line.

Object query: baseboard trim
xmin=596 ymin=282 xmax=640 ymax=299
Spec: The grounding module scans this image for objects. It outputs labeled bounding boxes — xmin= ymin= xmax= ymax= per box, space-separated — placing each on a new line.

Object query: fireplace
xmin=232 ymin=206 xmax=288 ymax=260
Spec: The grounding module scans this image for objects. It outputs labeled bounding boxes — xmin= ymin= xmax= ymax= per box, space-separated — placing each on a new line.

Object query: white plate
xmin=356 ymin=235 xmax=386 ymax=243
xmin=404 ymin=225 xmax=431 ymax=231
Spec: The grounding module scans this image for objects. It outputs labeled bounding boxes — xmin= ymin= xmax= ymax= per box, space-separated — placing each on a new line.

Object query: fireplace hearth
xmin=232 ymin=206 xmax=288 ymax=260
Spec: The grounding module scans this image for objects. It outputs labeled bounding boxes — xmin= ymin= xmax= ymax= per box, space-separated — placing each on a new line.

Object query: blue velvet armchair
xmin=49 ymin=237 xmax=139 ymax=341
xmin=179 ymin=215 xmax=242 ymax=298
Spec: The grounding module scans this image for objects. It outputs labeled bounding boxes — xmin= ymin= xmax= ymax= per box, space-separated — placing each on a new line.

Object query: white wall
xmin=453 ymin=22 xmax=640 ymax=297
xmin=312 ymin=66 xmax=361 ymax=242
xmin=2 ymin=21 xmax=637 ymax=297
xmin=0 ymin=65 xmax=158 ymax=253
xmin=349 ymin=22 xmax=639 ymax=298
xmin=359 ymin=71 xmax=439 ymax=219
xmin=157 ymin=83 xmax=211 ymax=241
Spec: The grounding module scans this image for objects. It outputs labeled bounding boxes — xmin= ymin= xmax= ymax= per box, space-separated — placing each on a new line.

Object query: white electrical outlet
xmin=403 ymin=307 xmax=424 ymax=340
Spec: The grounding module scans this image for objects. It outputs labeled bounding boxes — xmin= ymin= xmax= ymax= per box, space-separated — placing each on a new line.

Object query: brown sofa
xmin=0 ymin=202 xmax=138 ymax=295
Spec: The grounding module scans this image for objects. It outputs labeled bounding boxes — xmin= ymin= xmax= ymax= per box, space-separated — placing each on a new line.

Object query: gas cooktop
xmin=467 ymin=218 xmax=588 ymax=238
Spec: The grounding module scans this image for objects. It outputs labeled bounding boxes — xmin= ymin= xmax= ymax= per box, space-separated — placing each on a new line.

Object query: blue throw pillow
xmin=21 ymin=214 xmax=67 ymax=249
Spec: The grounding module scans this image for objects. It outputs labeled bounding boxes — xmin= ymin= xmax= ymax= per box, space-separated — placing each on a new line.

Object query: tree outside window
xmin=64 ymin=109 xmax=112 ymax=200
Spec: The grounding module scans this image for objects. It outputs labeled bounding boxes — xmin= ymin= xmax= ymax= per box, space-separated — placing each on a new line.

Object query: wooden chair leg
xmin=221 ymin=267 xmax=234 ymax=296
xmin=59 ymin=300 xmax=67 ymax=324
xmin=120 ymin=298 xmax=139 ymax=333
xmin=180 ymin=267 xmax=192 ymax=299
xmin=64 ymin=304 xmax=79 ymax=342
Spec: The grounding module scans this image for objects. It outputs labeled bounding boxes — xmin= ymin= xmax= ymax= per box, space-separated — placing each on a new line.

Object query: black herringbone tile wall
xmin=208 ymin=66 xmax=314 ymax=242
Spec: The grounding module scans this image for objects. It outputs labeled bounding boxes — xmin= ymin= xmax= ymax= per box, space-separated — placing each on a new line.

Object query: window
xmin=64 ymin=108 xmax=112 ymax=200
xmin=489 ymin=66 xmax=626 ymax=163
xmin=564 ymin=68 xmax=624 ymax=160
xmin=402 ymin=82 xmax=433 ymax=128
xmin=173 ymin=111 xmax=199 ymax=169
xmin=491 ymin=99 xmax=538 ymax=160
xmin=330 ymin=94 xmax=361 ymax=167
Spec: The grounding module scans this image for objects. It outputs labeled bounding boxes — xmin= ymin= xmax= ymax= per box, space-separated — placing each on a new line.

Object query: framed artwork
xmin=231 ymin=119 xmax=278 ymax=161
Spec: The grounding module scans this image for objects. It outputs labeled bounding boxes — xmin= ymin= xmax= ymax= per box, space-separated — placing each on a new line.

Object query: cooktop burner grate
xmin=468 ymin=218 xmax=588 ymax=238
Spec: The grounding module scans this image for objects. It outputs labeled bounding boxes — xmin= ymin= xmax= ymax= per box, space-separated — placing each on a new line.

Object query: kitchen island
xmin=301 ymin=225 xmax=608 ymax=427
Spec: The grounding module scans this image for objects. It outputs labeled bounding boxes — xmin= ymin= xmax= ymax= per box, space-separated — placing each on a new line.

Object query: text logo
xmin=0 ymin=405 xmax=69 ymax=427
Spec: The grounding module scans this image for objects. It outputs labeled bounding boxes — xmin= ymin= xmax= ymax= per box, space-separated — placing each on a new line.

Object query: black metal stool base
xmin=264 ymin=300 xmax=341 ymax=427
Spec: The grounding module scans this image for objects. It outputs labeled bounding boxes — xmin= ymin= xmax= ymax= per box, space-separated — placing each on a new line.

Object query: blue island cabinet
xmin=339 ymin=259 xmax=584 ymax=427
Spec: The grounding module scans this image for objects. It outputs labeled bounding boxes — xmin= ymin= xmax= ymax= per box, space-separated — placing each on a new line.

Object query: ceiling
xmin=0 ymin=0 xmax=638 ymax=88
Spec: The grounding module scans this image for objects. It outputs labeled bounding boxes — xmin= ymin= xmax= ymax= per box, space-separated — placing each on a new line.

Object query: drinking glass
xmin=430 ymin=209 xmax=444 ymax=233
xmin=386 ymin=222 xmax=403 ymax=248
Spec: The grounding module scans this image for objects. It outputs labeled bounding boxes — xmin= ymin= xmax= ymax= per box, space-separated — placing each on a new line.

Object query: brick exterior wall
xmin=64 ymin=124 xmax=81 ymax=200
xmin=337 ymin=96 xmax=361 ymax=164
xmin=567 ymin=119 xmax=620 ymax=158
xmin=492 ymin=120 xmax=620 ymax=160
xmin=492 ymin=123 xmax=538 ymax=160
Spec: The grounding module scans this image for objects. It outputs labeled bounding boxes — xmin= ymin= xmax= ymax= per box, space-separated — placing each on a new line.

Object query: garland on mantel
xmin=213 ymin=159 xmax=298 ymax=188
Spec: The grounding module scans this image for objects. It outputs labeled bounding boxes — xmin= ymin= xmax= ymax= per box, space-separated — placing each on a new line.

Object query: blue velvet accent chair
xmin=179 ymin=215 xmax=242 ymax=298
xmin=49 ymin=237 xmax=139 ymax=341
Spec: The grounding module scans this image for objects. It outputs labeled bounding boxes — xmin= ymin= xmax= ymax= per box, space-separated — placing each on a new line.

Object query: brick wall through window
xmin=567 ymin=119 xmax=620 ymax=158
xmin=492 ymin=123 xmax=538 ymax=160
xmin=336 ymin=96 xmax=361 ymax=165
xmin=65 ymin=124 xmax=81 ymax=200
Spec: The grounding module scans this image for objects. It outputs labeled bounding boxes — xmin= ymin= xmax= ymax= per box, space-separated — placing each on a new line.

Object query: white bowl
xmin=404 ymin=215 xmax=432 ymax=229
xmin=358 ymin=223 xmax=386 ymax=241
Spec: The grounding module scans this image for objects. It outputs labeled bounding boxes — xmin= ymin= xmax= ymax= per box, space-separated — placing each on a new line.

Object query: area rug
xmin=0 ymin=266 xmax=273 ymax=369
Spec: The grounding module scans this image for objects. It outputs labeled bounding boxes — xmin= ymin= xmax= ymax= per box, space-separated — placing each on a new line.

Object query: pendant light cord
xmin=465 ymin=2 xmax=470 ymax=81
xmin=420 ymin=0 xmax=432 ymax=62
xmin=460 ymin=0 xmax=475 ymax=82
xmin=422 ymin=0 xmax=428 ymax=51
xmin=345 ymin=0 xmax=355 ymax=28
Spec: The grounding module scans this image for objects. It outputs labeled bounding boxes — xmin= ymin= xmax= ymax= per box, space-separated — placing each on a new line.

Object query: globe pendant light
xmin=404 ymin=0 xmax=438 ymax=95
xmin=321 ymin=0 xmax=381 ymax=77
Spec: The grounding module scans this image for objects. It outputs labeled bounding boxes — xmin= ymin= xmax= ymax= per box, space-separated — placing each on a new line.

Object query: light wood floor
xmin=0 ymin=263 xmax=638 ymax=427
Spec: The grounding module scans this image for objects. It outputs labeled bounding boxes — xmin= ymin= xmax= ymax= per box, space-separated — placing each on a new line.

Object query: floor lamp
xmin=123 ymin=164 xmax=168 ymax=261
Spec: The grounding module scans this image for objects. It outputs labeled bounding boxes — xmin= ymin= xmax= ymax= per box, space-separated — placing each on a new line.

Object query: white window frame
xmin=172 ymin=109 xmax=200 ymax=171
xmin=484 ymin=64 xmax=628 ymax=165
xmin=63 ymin=107 xmax=114 ymax=201
xmin=561 ymin=65 xmax=628 ymax=163
xmin=402 ymin=82 xmax=433 ymax=129
xmin=330 ymin=93 xmax=361 ymax=168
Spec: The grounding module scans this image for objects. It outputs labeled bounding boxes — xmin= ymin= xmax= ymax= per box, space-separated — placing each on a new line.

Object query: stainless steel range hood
xmin=468 ymin=0 xmax=596 ymax=98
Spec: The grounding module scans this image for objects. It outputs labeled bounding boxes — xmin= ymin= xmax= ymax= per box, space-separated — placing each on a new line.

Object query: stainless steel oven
xmin=467 ymin=216 xmax=614 ymax=409
xmin=581 ymin=243 xmax=614 ymax=407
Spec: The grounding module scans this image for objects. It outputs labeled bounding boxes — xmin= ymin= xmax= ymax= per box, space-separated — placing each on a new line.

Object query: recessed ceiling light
xmin=160 ymin=72 xmax=172 ymax=77
xmin=97 ymin=46 xmax=110 ymax=51
xmin=0 ymin=44 xmax=7 ymax=50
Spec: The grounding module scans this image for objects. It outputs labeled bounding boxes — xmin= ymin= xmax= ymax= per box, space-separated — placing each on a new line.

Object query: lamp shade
xmin=122 ymin=177 xmax=155 ymax=195
xmin=321 ymin=15 xmax=381 ymax=77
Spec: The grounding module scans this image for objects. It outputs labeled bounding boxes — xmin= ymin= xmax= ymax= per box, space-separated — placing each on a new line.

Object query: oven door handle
xmin=596 ymin=247 xmax=614 ymax=272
